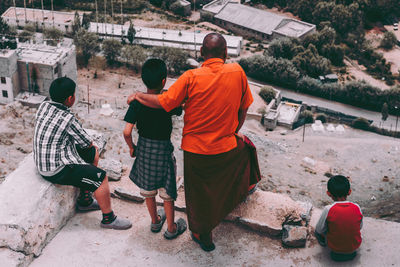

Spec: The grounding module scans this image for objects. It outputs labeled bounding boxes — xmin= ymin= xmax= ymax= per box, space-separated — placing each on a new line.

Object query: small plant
xmin=315 ymin=113 xmax=327 ymax=123
xmin=259 ymin=86 xmax=276 ymax=103
xmin=352 ymin=117 xmax=370 ymax=130
xmin=300 ymin=110 xmax=314 ymax=123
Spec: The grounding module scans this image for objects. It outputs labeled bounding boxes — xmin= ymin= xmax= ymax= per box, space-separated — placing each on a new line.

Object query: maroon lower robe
xmin=183 ymin=135 xmax=261 ymax=234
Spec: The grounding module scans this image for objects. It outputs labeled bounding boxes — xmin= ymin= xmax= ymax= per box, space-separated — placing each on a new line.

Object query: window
xmin=0 ymin=77 xmax=5 ymax=84
xmin=2 ymin=90 xmax=8 ymax=98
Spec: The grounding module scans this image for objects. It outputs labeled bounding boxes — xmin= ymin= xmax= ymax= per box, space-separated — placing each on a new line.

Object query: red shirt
xmin=158 ymin=58 xmax=253 ymax=155
xmin=316 ymin=201 xmax=363 ymax=253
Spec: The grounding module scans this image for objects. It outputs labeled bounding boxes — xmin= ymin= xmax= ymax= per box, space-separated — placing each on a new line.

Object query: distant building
xmin=89 ymin=22 xmax=243 ymax=57
xmin=178 ymin=0 xmax=192 ymax=16
xmin=1 ymin=7 xmax=79 ymax=34
xmin=0 ymin=43 xmax=77 ymax=105
xmin=201 ymin=1 xmax=316 ymax=41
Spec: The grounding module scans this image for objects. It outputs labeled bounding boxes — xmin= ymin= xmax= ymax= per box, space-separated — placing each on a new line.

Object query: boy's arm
xmin=67 ymin=117 xmax=93 ymax=149
xmin=123 ymin=123 xmax=136 ymax=157
xmin=315 ymin=206 xmax=330 ymax=235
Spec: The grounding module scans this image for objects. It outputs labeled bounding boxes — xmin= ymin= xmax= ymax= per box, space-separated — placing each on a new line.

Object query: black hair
xmin=49 ymin=77 xmax=76 ymax=103
xmin=141 ymin=58 xmax=167 ymax=90
xmin=327 ymin=175 xmax=350 ymax=198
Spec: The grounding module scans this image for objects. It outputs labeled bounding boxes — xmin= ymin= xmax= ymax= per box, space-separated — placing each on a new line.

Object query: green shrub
xmin=352 ymin=117 xmax=370 ymax=130
xmin=315 ymin=113 xmax=327 ymax=123
xmin=301 ymin=110 xmax=314 ymax=123
xmin=259 ymin=86 xmax=276 ymax=103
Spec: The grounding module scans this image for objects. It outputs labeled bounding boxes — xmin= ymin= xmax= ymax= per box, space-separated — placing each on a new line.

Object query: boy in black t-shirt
xmin=123 ymin=58 xmax=186 ymax=239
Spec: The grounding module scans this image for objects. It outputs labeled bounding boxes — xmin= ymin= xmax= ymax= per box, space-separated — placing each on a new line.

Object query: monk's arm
xmin=236 ymin=108 xmax=248 ymax=133
xmin=127 ymin=92 xmax=163 ymax=109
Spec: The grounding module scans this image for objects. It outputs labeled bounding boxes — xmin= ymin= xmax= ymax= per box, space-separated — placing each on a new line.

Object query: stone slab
xmin=0 ymin=154 xmax=78 ymax=257
xmin=0 ymin=248 xmax=32 ymax=267
xmin=100 ymin=159 xmax=122 ymax=181
xmin=114 ymin=187 xmax=145 ymax=203
xmin=225 ymin=190 xmax=304 ymax=236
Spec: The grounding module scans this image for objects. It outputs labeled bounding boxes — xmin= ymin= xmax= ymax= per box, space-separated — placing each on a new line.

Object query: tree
xmin=88 ymin=56 xmax=107 ymax=78
xmin=0 ymin=17 xmax=10 ymax=35
xmin=381 ymin=102 xmax=389 ymax=122
xmin=170 ymin=1 xmax=186 ymax=17
xmin=72 ymin=11 xmax=81 ymax=35
xmin=43 ymin=27 xmax=64 ymax=46
xmin=259 ymin=86 xmax=276 ymax=103
xmin=150 ymin=47 xmax=189 ymax=75
xmin=127 ymin=22 xmax=136 ymax=45
xmin=74 ymin=29 xmax=100 ymax=65
xmin=380 ymin=31 xmax=397 ymax=50
xmin=18 ymin=24 xmax=36 ymax=43
xmin=121 ymin=45 xmax=147 ymax=72
xmin=82 ymin=13 xmax=91 ymax=30
xmin=102 ymin=39 xmax=123 ymax=65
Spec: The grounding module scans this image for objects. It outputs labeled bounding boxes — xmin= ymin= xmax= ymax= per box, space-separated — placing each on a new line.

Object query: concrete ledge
xmin=0 ymin=154 xmax=78 ymax=260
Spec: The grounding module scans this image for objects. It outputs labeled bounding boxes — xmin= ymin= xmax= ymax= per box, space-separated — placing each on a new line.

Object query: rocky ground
xmin=1 ymin=70 xmax=399 ymax=223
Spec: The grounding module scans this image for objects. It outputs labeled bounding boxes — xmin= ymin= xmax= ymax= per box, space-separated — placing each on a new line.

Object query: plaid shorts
xmin=129 ymin=136 xmax=177 ymax=200
xmin=140 ymin=188 xmax=173 ymax=201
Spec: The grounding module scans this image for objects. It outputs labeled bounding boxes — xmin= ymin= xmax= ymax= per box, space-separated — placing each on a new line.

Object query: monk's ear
xmin=200 ymin=46 xmax=204 ymax=57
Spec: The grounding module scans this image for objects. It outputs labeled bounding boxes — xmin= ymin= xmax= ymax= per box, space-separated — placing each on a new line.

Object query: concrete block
xmin=0 ymin=154 xmax=78 ymax=257
xmin=225 ymin=190 xmax=304 ymax=237
xmin=281 ymin=225 xmax=308 ymax=248
xmin=100 ymin=159 xmax=122 ymax=181
xmin=0 ymin=248 xmax=32 ymax=267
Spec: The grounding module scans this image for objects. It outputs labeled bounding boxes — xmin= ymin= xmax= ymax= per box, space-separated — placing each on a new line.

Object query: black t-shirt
xmin=124 ymin=100 xmax=182 ymax=140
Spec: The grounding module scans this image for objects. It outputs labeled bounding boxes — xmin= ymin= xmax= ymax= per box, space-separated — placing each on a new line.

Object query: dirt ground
xmin=1 ymin=69 xmax=399 ymax=223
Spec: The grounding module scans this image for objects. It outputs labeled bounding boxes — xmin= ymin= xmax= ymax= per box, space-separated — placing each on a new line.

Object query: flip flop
xmin=191 ymin=232 xmax=215 ymax=252
xmin=163 ymin=218 xmax=187 ymax=240
xmin=151 ymin=208 xmax=166 ymax=233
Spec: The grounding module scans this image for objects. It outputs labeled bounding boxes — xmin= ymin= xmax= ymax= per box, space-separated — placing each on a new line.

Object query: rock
xmin=311 ymin=120 xmax=325 ymax=132
xmin=280 ymin=130 xmax=288 ymax=135
xmin=0 ymin=248 xmax=33 ymax=267
xmin=326 ymin=124 xmax=335 ymax=132
xmin=114 ymin=187 xmax=145 ymax=203
xmin=298 ymin=201 xmax=313 ymax=225
xmin=382 ymin=176 xmax=389 ymax=182
xmin=84 ymin=129 xmax=108 ymax=154
xmin=100 ymin=159 xmax=122 ymax=181
xmin=282 ymin=225 xmax=308 ymax=247
xmin=0 ymin=154 xmax=78 ymax=257
xmin=225 ymin=191 xmax=304 ymax=237
xmin=99 ymin=104 xmax=114 ymax=116
xmin=335 ymin=124 xmax=345 ymax=133
xmin=302 ymin=157 xmax=315 ymax=167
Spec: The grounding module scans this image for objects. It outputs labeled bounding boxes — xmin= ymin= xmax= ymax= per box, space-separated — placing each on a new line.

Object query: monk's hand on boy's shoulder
xmin=235 ymin=132 xmax=245 ymax=141
xmin=127 ymin=93 xmax=138 ymax=105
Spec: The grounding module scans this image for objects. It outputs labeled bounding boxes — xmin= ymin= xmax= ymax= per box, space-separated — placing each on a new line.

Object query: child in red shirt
xmin=315 ymin=175 xmax=363 ymax=261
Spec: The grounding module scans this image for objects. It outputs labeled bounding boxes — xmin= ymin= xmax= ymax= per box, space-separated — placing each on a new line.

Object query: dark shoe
xmin=330 ymin=251 xmax=357 ymax=262
xmin=164 ymin=218 xmax=187 ymax=240
xmin=191 ymin=232 xmax=215 ymax=252
xmin=151 ymin=208 xmax=166 ymax=233
xmin=76 ymin=199 xmax=100 ymax=212
xmin=100 ymin=216 xmax=132 ymax=230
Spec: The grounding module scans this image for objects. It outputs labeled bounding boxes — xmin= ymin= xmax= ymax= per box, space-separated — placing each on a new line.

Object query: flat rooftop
xmin=212 ymin=2 xmax=315 ymax=37
xmin=16 ymin=43 xmax=73 ymax=65
xmin=2 ymin=7 xmax=75 ymax=25
xmin=273 ymin=19 xmax=315 ymax=38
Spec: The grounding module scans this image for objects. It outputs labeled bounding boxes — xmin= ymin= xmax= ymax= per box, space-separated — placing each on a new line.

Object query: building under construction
xmin=0 ymin=43 xmax=77 ymax=105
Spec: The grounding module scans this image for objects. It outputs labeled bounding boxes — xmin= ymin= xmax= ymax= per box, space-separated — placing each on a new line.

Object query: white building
xmin=89 ymin=22 xmax=243 ymax=57
xmin=1 ymin=7 xmax=79 ymax=34
xmin=0 ymin=43 xmax=77 ymax=105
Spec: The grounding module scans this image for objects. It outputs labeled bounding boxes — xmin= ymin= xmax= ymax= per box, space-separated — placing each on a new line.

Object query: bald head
xmin=201 ymin=33 xmax=227 ymax=60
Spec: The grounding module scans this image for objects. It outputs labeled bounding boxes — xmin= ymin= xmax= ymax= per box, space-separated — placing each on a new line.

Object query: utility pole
xmin=120 ymin=0 xmax=123 ymax=36
xmin=23 ymin=0 xmax=27 ymax=24
xmin=13 ymin=0 xmax=18 ymax=27
xmin=193 ymin=0 xmax=197 ymax=58
xmin=104 ymin=0 xmax=107 ymax=38
xmin=111 ymin=0 xmax=114 ymax=38
xmin=95 ymin=0 xmax=99 ymax=34
xmin=41 ymin=0 xmax=45 ymax=29
xmin=395 ymin=106 xmax=399 ymax=132
xmin=51 ymin=0 xmax=55 ymax=27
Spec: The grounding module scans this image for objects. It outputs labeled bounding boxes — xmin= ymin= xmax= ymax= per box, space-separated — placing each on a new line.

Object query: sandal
xmin=150 ymin=208 xmax=166 ymax=233
xmin=163 ymin=218 xmax=187 ymax=240
xmin=191 ymin=232 xmax=215 ymax=252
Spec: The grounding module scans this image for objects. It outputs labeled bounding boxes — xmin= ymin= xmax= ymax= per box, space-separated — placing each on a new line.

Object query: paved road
xmin=249 ymin=78 xmax=400 ymax=131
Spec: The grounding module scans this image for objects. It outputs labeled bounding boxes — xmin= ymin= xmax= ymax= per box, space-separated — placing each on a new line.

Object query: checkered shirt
xmin=129 ymin=136 xmax=177 ymax=200
xmin=33 ymin=101 xmax=93 ymax=175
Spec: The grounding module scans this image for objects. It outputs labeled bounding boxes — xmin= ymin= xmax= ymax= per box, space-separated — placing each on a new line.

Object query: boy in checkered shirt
xmin=33 ymin=77 xmax=131 ymax=230
xmin=123 ymin=59 xmax=186 ymax=239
